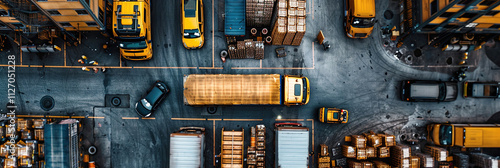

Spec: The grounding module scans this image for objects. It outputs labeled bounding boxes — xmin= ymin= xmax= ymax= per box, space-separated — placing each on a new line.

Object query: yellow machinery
xmin=183 ymin=74 xmax=310 ymax=106
xmin=344 ymin=0 xmax=375 ymax=38
xmin=318 ymin=107 xmax=349 ymax=123
xmin=181 ymin=0 xmax=204 ymax=49
xmin=428 ymin=123 xmax=500 ymax=148
xmin=113 ymin=0 xmax=152 ymax=60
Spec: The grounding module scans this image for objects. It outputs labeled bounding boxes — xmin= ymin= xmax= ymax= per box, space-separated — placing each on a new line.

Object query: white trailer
xmin=169 ymin=127 xmax=205 ymax=168
xmin=275 ymin=123 xmax=310 ymax=168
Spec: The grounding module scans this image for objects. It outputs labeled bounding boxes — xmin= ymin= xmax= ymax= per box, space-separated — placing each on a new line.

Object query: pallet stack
xmin=271 ymin=0 xmax=306 ymax=45
xmin=391 ymin=145 xmax=411 ymax=168
xmin=424 ymin=146 xmax=448 ymax=162
xmin=246 ymin=0 xmax=275 ymax=27
xmin=247 ymin=125 xmax=266 ymax=168
xmin=415 ymin=153 xmax=435 ymax=168
xmin=228 ymin=40 xmax=265 ymax=59
xmin=221 ymin=128 xmax=244 ymax=168
xmin=453 ymin=153 xmax=469 ymax=168
xmin=470 ymin=153 xmax=500 ymax=168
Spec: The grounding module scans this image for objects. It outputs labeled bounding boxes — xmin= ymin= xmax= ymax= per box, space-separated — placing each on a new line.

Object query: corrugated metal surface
xmin=276 ymin=128 xmax=309 ymax=168
xmin=183 ymin=74 xmax=282 ymax=105
xmin=169 ymin=134 xmax=205 ymax=168
xmin=225 ymin=0 xmax=246 ymax=36
xmin=44 ymin=123 xmax=78 ymax=168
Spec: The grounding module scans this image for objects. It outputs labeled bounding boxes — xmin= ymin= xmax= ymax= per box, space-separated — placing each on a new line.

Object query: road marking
xmin=212 ymin=0 xmax=215 ymax=68
xmin=122 ymin=117 xmax=139 ymax=120
xmin=17 ymin=115 xmax=44 ymax=118
xmin=276 ymin=119 xmax=304 ymax=121
xmin=223 ymin=119 xmax=263 ymax=121
xmin=20 ymin=34 xmax=22 ymax=65
xmin=207 ymin=118 xmax=222 ymax=121
xmin=142 ymin=117 xmax=155 ymax=120
xmin=119 ymin=54 xmax=122 ymax=67
xmin=71 ymin=116 xmax=86 ymax=119
xmin=312 ymin=42 xmax=315 ymax=68
xmin=171 ymin=118 xmax=206 ymax=121
xmin=199 ymin=67 xmax=224 ymax=69
xmin=48 ymin=115 xmax=70 ymax=118
xmin=64 ymin=34 xmax=66 ymax=66
xmin=212 ymin=119 xmax=216 ymax=166
xmin=260 ymin=60 xmax=262 ymax=68
xmin=88 ymin=116 xmax=105 ymax=119
xmin=132 ymin=66 xmax=197 ymax=69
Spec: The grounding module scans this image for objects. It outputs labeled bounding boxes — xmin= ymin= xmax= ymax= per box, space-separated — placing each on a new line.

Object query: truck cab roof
xmin=113 ymin=1 xmax=147 ymax=38
xmin=353 ymin=0 xmax=375 ymax=18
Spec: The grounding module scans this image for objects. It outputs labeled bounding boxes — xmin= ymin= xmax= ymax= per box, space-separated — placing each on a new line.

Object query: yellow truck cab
xmin=113 ymin=0 xmax=152 ymax=60
xmin=181 ymin=0 xmax=204 ymax=49
xmin=427 ymin=123 xmax=500 ymax=148
xmin=284 ymin=75 xmax=310 ymax=106
xmin=344 ymin=0 xmax=376 ymax=38
xmin=319 ymin=107 xmax=348 ymax=123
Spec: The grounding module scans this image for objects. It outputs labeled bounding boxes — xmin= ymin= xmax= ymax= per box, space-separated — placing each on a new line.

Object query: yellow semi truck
xmin=113 ymin=0 xmax=152 ymax=60
xmin=318 ymin=107 xmax=348 ymax=124
xmin=183 ymin=74 xmax=310 ymax=106
xmin=427 ymin=123 xmax=500 ymax=148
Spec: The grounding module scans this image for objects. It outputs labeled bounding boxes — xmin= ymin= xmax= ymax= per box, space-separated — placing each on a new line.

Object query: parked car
xmin=463 ymin=81 xmax=500 ymax=98
xmin=181 ymin=0 xmax=204 ymax=49
xmin=318 ymin=107 xmax=348 ymax=124
xmin=401 ymin=80 xmax=458 ymax=102
xmin=135 ymin=81 xmax=169 ymax=117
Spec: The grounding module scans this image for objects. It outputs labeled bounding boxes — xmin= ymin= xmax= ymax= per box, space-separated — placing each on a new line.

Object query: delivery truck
xmin=318 ymin=107 xmax=349 ymax=124
xmin=183 ymin=74 xmax=310 ymax=106
xmin=427 ymin=123 xmax=500 ymax=148
xmin=169 ymin=127 xmax=205 ymax=168
xmin=275 ymin=123 xmax=310 ymax=168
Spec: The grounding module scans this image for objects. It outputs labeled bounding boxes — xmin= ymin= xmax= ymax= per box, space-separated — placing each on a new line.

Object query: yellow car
xmin=181 ymin=0 xmax=204 ymax=49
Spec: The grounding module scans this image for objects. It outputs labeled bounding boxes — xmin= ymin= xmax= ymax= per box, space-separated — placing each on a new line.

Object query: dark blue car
xmin=135 ymin=81 xmax=169 ymax=117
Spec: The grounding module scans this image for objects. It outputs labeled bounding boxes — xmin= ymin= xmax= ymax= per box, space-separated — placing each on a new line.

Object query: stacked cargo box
xmin=256 ymin=125 xmax=266 ymax=168
xmin=453 ymin=153 xmax=469 ymax=168
xmin=470 ymin=153 xmax=499 ymax=168
xmin=246 ymin=0 xmax=275 ymax=27
xmin=1 ymin=118 xmax=47 ymax=168
xmin=342 ymin=133 xmax=395 ymax=168
xmin=271 ymin=0 xmax=306 ymax=45
xmin=415 ymin=153 xmax=434 ymax=168
xmin=424 ymin=146 xmax=448 ymax=162
xmin=391 ymin=145 xmax=411 ymax=168
xmin=221 ymin=128 xmax=244 ymax=168
xmin=228 ymin=40 xmax=265 ymax=59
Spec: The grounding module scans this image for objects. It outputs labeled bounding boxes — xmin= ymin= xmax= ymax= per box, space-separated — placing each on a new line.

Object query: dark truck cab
xmin=401 ymin=80 xmax=458 ymax=102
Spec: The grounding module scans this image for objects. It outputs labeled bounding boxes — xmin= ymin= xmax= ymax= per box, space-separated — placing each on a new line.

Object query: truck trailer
xmin=183 ymin=74 xmax=310 ymax=106
xmin=427 ymin=123 xmax=500 ymax=148
xmin=169 ymin=127 xmax=205 ymax=168
xmin=275 ymin=123 xmax=310 ymax=168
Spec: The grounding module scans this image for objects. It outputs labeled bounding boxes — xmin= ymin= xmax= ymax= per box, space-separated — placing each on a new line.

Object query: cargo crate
xmin=362 ymin=161 xmax=373 ymax=168
xmin=348 ymin=160 xmax=363 ymax=168
xmin=342 ymin=145 xmax=356 ymax=158
xmin=366 ymin=147 xmax=376 ymax=158
xmin=378 ymin=146 xmax=390 ymax=158
xmin=357 ymin=148 xmax=367 ymax=160
xmin=470 ymin=153 xmax=499 ymax=168
xmin=372 ymin=160 xmax=390 ymax=168
xmin=453 ymin=153 xmax=469 ymax=168
xmin=377 ymin=134 xmax=396 ymax=147
xmin=424 ymin=146 xmax=448 ymax=162
xmin=415 ymin=153 xmax=434 ymax=168
xmin=410 ymin=156 xmax=420 ymax=168
xmin=351 ymin=135 xmax=367 ymax=149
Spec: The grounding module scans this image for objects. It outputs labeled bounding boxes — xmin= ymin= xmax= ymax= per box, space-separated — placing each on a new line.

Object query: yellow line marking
xmin=307 ymin=119 xmax=313 ymax=121
xmin=48 ymin=116 xmax=70 ymax=118
xmin=212 ymin=119 xmax=216 ymax=166
xmin=171 ymin=118 xmax=206 ymax=121
xmin=207 ymin=118 xmax=222 ymax=121
xmin=260 ymin=60 xmax=262 ymax=68
xmin=17 ymin=115 xmax=44 ymax=118
xmin=223 ymin=119 xmax=263 ymax=121
xmin=232 ymin=67 xmax=314 ymax=70
xmin=122 ymin=117 xmax=139 ymax=120
xmin=71 ymin=116 xmax=86 ymax=119
xmin=212 ymin=0 xmax=215 ymax=68
xmin=312 ymin=0 xmax=314 ymax=20
xmin=142 ymin=117 xmax=156 ymax=120
xmin=199 ymin=67 xmax=223 ymax=69
xmin=119 ymin=54 xmax=122 ymax=67
xmin=64 ymin=35 xmax=66 ymax=66
xmin=312 ymin=42 xmax=315 ymax=68
xmin=88 ymin=116 xmax=105 ymax=119
xmin=132 ymin=66 xmax=197 ymax=69
xmin=275 ymin=119 xmax=304 ymax=121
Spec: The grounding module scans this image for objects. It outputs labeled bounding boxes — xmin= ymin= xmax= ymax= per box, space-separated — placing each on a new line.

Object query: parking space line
xmin=132 ymin=66 xmax=197 ymax=69
xmin=64 ymin=35 xmax=67 ymax=66
xmin=48 ymin=115 xmax=70 ymax=118
xmin=89 ymin=116 xmax=105 ymax=119
xmin=171 ymin=118 xmax=206 ymax=121
xmin=17 ymin=115 xmax=44 ymax=118
xmin=207 ymin=118 xmax=222 ymax=121
xmin=122 ymin=117 xmax=139 ymax=120
xmin=212 ymin=119 xmax=216 ymax=166
xmin=199 ymin=67 xmax=224 ymax=69
xmin=142 ymin=117 xmax=155 ymax=120
xmin=223 ymin=119 xmax=263 ymax=121
xmin=212 ymin=0 xmax=215 ymax=68
xmin=20 ymin=35 xmax=22 ymax=65
xmin=275 ymin=119 xmax=304 ymax=121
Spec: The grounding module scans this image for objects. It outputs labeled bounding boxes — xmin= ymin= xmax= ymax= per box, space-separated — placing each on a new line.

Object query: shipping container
xmin=169 ymin=127 xmax=205 ymax=168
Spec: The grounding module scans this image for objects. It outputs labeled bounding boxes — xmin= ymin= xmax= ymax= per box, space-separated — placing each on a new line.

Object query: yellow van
xmin=181 ymin=0 xmax=204 ymax=49
xmin=344 ymin=0 xmax=376 ymax=38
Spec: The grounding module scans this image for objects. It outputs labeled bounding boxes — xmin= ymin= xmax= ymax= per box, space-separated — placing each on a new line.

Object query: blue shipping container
xmin=225 ymin=0 xmax=245 ymax=36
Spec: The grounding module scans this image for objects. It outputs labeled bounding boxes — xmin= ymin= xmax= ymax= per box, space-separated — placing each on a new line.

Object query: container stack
xmin=271 ymin=0 xmax=306 ymax=45
xmin=391 ymin=145 xmax=411 ymax=168
xmin=246 ymin=0 xmax=275 ymax=27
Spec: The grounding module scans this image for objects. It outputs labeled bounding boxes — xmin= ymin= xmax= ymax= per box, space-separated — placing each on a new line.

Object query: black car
xmin=135 ymin=81 xmax=169 ymax=117
xmin=401 ymin=80 xmax=458 ymax=102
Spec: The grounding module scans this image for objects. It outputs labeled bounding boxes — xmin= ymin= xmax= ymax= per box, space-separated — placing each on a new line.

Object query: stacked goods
xmin=351 ymin=135 xmax=367 ymax=148
xmin=246 ymin=0 xmax=275 ymax=27
xmin=357 ymin=148 xmax=367 ymax=160
xmin=361 ymin=161 xmax=373 ymax=168
xmin=245 ymin=39 xmax=255 ymax=58
xmin=453 ymin=153 xmax=469 ymax=168
xmin=424 ymin=146 xmax=448 ymax=162
xmin=348 ymin=160 xmax=363 ymax=168
xmin=391 ymin=145 xmax=411 ymax=168
xmin=254 ymin=41 xmax=264 ymax=59
xmin=372 ymin=160 xmax=391 ymax=168
xmin=366 ymin=147 xmax=376 ymax=158
xmin=364 ymin=133 xmax=382 ymax=148
xmin=221 ymin=128 xmax=244 ymax=168
xmin=318 ymin=144 xmax=331 ymax=168
xmin=378 ymin=147 xmax=390 ymax=158
xmin=271 ymin=0 xmax=306 ymax=45
xmin=237 ymin=41 xmax=246 ymax=58
xmin=343 ymin=145 xmax=356 ymax=158
xmin=228 ymin=40 xmax=265 ymax=59
xmin=271 ymin=0 xmax=287 ymax=45
xmin=256 ymin=125 xmax=266 ymax=168
xmin=415 ymin=153 xmax=434 ymax=168
xmin=470 ymin=153 xmax=499 ymax=168
xmin=377 ymin=134 xmax=396 ymax=147
xmin=410 ymin=156 xmax=420 ymax=168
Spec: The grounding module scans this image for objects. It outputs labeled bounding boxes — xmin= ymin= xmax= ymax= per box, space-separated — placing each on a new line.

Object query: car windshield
xmin=184 ymin=0 xmax=196 ymax=17
xmin=302 ymin=78 xmax=307 ymax=103
xmin=145 ymin=87 xmax=163 ymax=107
xmin=439 ymin=125 xmax=453 ymax=145
xmin=184 ymin=29 xmax=200 ymax=38
xmin=141 ymin=99 xmax=152 ymax=111
xmin=120 ymin=41 xmax=147 ymax=49
xmin=351 ymin=17 xmax=375 ymax=28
